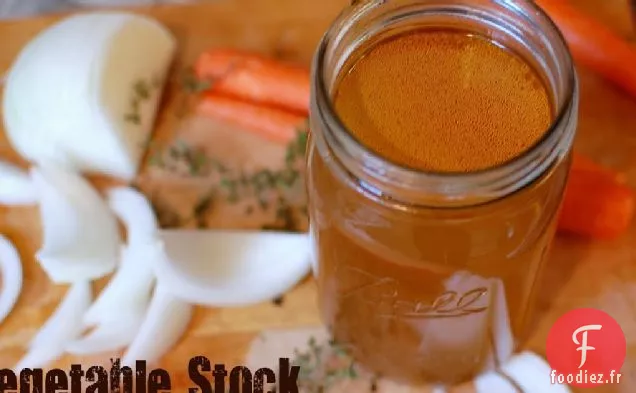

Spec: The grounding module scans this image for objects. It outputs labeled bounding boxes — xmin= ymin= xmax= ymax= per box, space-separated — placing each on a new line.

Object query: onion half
xmin=31 ymin=165 xmax=121 ymax=283
xmin=2 ymin=12 xmax=176 ymax=181
xmin=153 ymin=230 xmax=311 ymax=306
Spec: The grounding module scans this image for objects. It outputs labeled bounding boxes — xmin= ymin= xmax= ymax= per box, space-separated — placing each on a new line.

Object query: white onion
xmin=82 ymin=244 xmax=155 ymax=327
xmin=67 ymin=187 xmax=159 ymax=355
xmin=31 ymin=164 xmax=121 ymax=283
xmin=0 ymin=234 xmax=22 ymax=326
xmin=473 ymin=352 xmax=572 ymax=393
xmin=65 ymin=318 xmax=142 ymax=356
xmin=2 ymin=12 xmax=176 ymax=181
xmin=0 ymin=161 xmax=37 ymax=206
xmin=84 ymin=187 xmax=159 ymax=326
xmin=122 ymin=283 xmax=192 ymax=367
xmin=153 ymin=229 xmax=311 ymax=306
xmin=16 ymin=281 xmax=92 ymax=370
xmin=66 ymin=243 xmax=156 ymax=355
xmin=107 ymin=186 xmax=159 ymax=245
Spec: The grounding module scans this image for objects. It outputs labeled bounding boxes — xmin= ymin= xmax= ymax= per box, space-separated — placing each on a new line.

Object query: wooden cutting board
xmin=0 ymin=1 xmax=634 ymax=392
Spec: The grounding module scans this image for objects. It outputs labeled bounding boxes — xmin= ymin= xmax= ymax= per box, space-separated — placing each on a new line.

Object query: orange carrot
xmin=194 ymin=48 xmax=310 ymax=115
xmin=558 ymin=164 xmax=635 ymax=239
xmin=536 ymin=0 xmax=636 ymax=98
xmin=571 ymin=152 xmax=626 ymax=183
xmin=197 ymin=92 xmax=306 ymax=144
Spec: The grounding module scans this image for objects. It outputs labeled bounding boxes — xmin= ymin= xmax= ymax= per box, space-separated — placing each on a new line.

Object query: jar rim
xmin=310 ymin=0 xmax=578 ymax=207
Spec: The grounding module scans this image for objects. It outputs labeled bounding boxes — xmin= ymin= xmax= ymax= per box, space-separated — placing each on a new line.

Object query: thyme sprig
xmin=124 ymin=77 xmax=160 ymax=125
xmin=285 ymin=127 xmax=308 ymax=166
xmin=148 ymin=128 xmax=309 ymax=231
xmin=292 ymin=336 xmax=371 ymax=392
xmin=176 ymin=67 xmax=214 ymax=118
xmin=182 ymin=67 xmax=213 ymax=93
xmin=148 ymin=139 xmax=226 ymax=177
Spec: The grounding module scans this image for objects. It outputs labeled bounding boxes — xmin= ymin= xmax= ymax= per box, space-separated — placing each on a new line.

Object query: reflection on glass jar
xmin=307 ymin=0 xmax=578 ymax=386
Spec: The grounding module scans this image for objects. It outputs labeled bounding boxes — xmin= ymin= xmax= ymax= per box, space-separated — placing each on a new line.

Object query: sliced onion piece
xmin=0 ymin=235 xmax=22 ymax=325
xmin=107 ymin=186 xmax=159 ymax=245
xmin=82 ymin=243 xmax=155 ymax=327
xmin=122 ymin=283 xmax=192 ymax=367
xmin=16 ymin=281 xmax=91 ymax=370
xmin=67 ymin=187 xmax=159 ymax=355
xmin=154 ymin=229 xmax=311 ymax=306
xmin=0 ymin=161 xmax=37 ymax=206
xmin=472 ymin=352 xmax=572 ymax=393
xmin=84 ymin=185 xmax=160 ymax=325
xmin=14 ymin=346 xmax=67 ymax=373
xmin=31 ymin=164 xmax=121 ymax=283
xmin=65 ymin=317 xmax=143 ymax=356
xmin=66 ymin=244 xmax=156 ymax=355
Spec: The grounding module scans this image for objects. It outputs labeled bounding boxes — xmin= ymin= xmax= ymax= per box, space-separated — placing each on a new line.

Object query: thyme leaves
xmin=124 ymin=77 xmax=161 ymax=125
xmin=176 ymin=68 xmax=213 ymax=118
xmin=182 ymin=68 xmax=212 ymax=94
xmin=148 ymin=139 xmax=221 ymax=177
xmin=291 ymin=336 xmax=374 ymax=392
xmin=148 ymin=128 xmax=308 ymax=231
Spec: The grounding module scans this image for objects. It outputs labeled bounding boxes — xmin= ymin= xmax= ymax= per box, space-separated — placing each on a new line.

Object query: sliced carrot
xmin=194 ymin=48 xmax=310 ymax=115
xmin=197 ymin=92 xmax=306 ymax=144
xmin=536 ymin=0 xmax=636 ymax=98
xmin=558 ymin=167 xmax=635 ymax=239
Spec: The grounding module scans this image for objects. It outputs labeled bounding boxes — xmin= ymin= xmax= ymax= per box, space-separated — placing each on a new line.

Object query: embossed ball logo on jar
xmin=546 ymin=308 xmax=626 ymax=388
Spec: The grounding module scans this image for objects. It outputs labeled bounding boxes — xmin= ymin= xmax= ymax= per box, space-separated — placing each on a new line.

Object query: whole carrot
xmin=536 ymin=0 xmax=636 ymax=99
xmin=197 ymin=92 xmax=306 ymax=144
xmin=571 ymin=152 xmax=626 ymax=183
xmin=558 ymin=165 xmax=635 ymax=239
xmin=194 ymin=48 xmax=310 ymax=115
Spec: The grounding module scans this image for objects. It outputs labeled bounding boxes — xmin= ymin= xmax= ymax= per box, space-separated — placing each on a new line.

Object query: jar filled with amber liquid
xmin=306 ymin=0 xmax=578 ymax=386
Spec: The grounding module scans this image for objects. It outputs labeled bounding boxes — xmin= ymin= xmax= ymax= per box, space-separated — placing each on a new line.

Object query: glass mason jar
xmin=306 ymin=0 xmax=578 ymax=386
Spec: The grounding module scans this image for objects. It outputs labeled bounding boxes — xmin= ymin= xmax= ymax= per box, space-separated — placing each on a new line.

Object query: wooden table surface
xmin=0 ymin=1 xmax=635 ymax=392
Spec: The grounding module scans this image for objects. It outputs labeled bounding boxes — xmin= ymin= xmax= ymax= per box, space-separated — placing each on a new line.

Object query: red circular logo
xmin=546 ymin=308 xmax=626 ymax=388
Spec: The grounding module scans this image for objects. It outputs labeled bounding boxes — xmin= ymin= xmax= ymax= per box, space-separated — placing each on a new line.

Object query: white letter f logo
xmin=572 ymin=324 xmax=602 ymax=368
